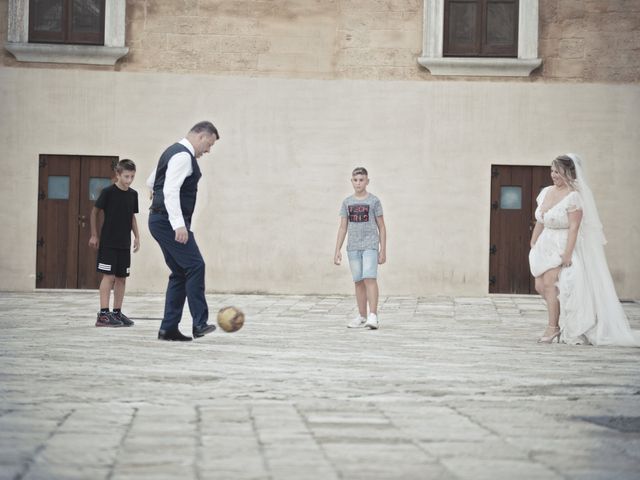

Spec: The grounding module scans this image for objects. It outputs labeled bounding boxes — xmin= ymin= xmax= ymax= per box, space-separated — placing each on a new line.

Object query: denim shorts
xmin=347 ymin=249 xmax=378 ymax=282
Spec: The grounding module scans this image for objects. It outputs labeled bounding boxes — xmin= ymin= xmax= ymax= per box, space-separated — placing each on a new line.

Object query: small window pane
xmin=487 ymin=2 xmax=517 ymax=45
xmin=89 ymin=177 xmax=112 ymax=201
xmin=72 ymin=0 xmax=102 ymax=34
xmin=449 ymin=2 xmax=478 ymax=44
xmin=32 ymin=0 xmax=64 ymax=33
xmin=48 ymin=175 xmax=69 ymax=200
xmin=500 ymin=186 xmax=522 ymax=210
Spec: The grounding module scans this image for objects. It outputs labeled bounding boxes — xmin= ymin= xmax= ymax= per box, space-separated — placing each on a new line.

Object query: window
xmin=29 ymin=0 xmax=105 ymax=45
xmin=444 ymin=0 xmax=518 ymax=57
xmin=5 ymin=0 xmax=127 ymax=65
xmin=418 ymin=0 xmax=541 ymax=76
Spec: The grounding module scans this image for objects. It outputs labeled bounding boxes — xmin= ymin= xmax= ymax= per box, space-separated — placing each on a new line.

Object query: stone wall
xmin=1 ymin=67 xmax=639 ymax=296
xmin=539 ymin=0 xmax=640 ymax=82
xmin=1 ymin=0 xmax=639 ymax=82
xmin=121 ymin=0 xmax=424 ymax=80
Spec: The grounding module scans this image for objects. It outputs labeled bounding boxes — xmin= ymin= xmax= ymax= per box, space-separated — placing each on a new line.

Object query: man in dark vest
xmin=147 ymin=121 xmax=219 ymax=341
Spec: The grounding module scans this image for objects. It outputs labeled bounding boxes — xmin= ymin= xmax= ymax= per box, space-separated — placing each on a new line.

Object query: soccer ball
xmin=216 ymin=306 xmax=245 ymax=333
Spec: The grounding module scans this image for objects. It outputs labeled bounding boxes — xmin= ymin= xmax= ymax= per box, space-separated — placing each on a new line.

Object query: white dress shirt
xmin=146 ymin=138 xmax=195 ymax=230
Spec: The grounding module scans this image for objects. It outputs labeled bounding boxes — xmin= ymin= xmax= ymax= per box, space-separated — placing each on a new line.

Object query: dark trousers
xmin=149 ymin=214 xmax=208 ymax=332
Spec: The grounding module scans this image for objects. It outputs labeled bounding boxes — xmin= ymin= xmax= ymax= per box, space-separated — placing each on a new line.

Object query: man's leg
xmin=182 ymin=231 xmax=208 ymax=329
xmin=163 ymin=267 xmax=187 ymax=331
xmin=149 ymin=216 xmax=187 ymax=333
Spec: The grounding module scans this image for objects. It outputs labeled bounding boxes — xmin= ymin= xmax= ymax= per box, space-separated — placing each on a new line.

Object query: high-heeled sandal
xmin=538 ymin=326 xmax=561 ymax=344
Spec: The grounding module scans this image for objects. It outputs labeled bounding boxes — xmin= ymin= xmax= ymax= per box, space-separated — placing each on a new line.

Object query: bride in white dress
xmin=529 ymin=154 xmax=639 ymax=346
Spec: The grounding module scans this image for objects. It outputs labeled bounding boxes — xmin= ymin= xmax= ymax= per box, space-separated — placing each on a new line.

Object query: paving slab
xmin=1 ymin=291 xmax=639 ymax=479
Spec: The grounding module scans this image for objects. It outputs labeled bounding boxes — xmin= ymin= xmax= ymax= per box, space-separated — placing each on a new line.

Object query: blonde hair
xmin=552 ymin=155 xmax=577 ymax=189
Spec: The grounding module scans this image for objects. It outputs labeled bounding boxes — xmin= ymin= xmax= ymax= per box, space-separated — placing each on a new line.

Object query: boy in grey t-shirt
xmin=334 ymin=167 xmax=387 ymax=329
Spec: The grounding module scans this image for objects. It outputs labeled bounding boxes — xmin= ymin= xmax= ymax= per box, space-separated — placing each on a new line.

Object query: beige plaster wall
xmin=0 ymin=68 xmax=638 ymax=297
xmin=2 ymin=0 xmax=639 ymax=82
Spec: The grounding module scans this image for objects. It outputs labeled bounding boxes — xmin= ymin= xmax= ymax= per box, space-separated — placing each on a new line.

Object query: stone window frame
xmin=5 ymin=0 xmax=128 ymax=65
xmin=418 ymin=0 xmax=542 ymax=77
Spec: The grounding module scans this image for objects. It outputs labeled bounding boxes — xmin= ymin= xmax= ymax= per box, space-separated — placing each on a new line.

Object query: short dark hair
xmin=115 ymin=158 xmax=136 ymax=173
xmin=352 ymin=167 xmax=368 ymax=176
xmin=190 ymin=121 xmax=219 ymax=139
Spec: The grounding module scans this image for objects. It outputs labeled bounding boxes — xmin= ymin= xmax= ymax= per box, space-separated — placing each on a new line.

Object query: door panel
xmin=489 ymin=164 xmax=552 ymax=294
xmin=36 ymin=155 xmax=116 ymax=289
xmin=37 ymin=155 xmax=81 ymax=288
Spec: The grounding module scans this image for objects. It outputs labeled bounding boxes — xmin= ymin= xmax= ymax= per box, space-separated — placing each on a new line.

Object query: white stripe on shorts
xmin=98 ymin=263 xmax=112 ymax=271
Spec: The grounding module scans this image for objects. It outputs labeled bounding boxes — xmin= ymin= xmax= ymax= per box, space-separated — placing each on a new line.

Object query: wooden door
xmin=489 ymin=165 xmax=553 ymax=294
xmin=36 ymin=155 xmax=116 ymax=289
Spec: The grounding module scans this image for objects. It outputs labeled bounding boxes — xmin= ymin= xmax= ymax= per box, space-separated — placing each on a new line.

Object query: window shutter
xmin=69 ymin=0 xmax=106 ymax=45
xmin=444 ymin=0 xmax=482 ymax=56
xmin=29 ymin=0 xmax=66 ymax=43
xmin=444 ymin=0 xmax=519 ymax=58
xmin=483 ymin=0 xmax=518 ymax=57
xmin=29 ymin=0 xmax=105 ymax=46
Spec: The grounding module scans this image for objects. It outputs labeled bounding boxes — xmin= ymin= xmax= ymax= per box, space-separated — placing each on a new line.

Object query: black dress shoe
xmin=193 ymin=323 xmax=216 ymax=338
xmin=158 ymin=329 xmax=192 ymax=341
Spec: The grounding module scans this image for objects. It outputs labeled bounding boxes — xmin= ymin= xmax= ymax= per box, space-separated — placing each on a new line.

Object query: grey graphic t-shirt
xmin=339 ymin=194 xmax=383 ymax=251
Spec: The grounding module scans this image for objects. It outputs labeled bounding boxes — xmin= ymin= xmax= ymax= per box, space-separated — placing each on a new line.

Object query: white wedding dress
xmin=529 ymin=184 xmax=639 ymax=346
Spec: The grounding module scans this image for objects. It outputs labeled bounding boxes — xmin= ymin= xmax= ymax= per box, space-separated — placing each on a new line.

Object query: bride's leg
xmin=541 ymin=267 xmax=562 ymax=328
xmin=534 ymin=276 xmax=544 ymax=296
xmin=537 ymin=268 xmax=562 ymax=342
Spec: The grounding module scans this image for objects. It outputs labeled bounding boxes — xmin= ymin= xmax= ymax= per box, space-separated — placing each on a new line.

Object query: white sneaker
xmin=365 ymin=313 xmax=379 ymax=330
xmin=347 ymin=315 xmax=367 ymax=328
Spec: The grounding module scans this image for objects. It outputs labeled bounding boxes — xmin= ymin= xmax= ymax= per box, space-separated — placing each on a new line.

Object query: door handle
xmin=78 ymin=215 xmax=87 ymax=228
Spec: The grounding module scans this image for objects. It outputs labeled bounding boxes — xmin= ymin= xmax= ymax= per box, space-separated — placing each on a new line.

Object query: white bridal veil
xmin=566 ymin=153 xmax=639 ymax=346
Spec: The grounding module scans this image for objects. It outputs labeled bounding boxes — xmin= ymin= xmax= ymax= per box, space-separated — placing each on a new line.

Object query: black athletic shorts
xmin=97 ymin=247 xmax=131 ymax=278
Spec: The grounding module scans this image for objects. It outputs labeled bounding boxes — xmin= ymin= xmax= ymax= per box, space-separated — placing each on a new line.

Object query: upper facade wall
xmin=1 ymin=0 xmax=639 ymax=82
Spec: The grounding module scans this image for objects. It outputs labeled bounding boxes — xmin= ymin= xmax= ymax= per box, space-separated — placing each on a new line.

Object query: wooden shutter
xmin=29 ymin=0 xmax=105 ymax=45
xmin=444 ymin=0 xmax=482 ymax=56
xmin=444 ymin=0 xmax=518 ymax=58
xmin=483 ymin=0 xmax=518 ymax=57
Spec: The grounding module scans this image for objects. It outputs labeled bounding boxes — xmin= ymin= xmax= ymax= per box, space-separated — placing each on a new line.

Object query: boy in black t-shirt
xmin=89 ymin=159 xmax=140 ymax=327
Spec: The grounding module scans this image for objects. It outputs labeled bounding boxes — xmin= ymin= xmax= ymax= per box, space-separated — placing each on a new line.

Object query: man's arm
xmin=146 ymin=169 xmax=156 ymax=201
xmin=163 ymin=152 xmax=192 ymax=243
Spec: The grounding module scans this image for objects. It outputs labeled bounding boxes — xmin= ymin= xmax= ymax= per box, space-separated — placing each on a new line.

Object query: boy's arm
xmin=334 ymin=217 xmax=348 ymax=265
xmin=132 ymin=215 xmax=140 ymax=252
xmin=89 ymin=206 xmax=101 ymax=249
xmin=376 ymin=215 xmax=386 ymax=264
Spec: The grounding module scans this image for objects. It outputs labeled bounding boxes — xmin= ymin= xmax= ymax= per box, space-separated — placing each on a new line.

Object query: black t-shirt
xmin=95 ymin=184 xmax=139 ymax=249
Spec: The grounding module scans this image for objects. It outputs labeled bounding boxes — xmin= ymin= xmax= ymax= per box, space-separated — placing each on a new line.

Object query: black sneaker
xmin=95 ymin=311 xmax=124 ymax=328
xmin=113 ymin=311 xmax=134 ymax=326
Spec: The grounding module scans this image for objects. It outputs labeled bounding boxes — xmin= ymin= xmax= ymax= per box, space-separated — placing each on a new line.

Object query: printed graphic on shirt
xmin=348 ymin=204 xmax=369 ymax=222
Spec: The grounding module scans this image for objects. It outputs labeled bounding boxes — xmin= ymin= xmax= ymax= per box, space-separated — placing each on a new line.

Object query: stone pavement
xmin=1 ymin=291 xmax=639 ymax=480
